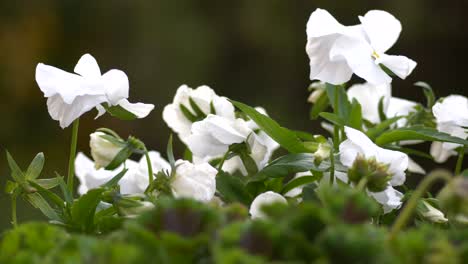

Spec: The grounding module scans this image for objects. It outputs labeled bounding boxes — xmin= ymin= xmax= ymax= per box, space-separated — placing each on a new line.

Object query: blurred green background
xmin=1 ymin=0 xmax=466 ymax=230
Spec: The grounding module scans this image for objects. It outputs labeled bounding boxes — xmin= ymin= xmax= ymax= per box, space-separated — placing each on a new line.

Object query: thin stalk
xmin=11 ymin=196 xmax=17 ymax=228
xmin=455 ymin=146 xmax=465 ymax=176
xmin=329 ymin=150 xmax=335 ymax=186
xmin=67 ymin=119 xmax=80 ymax=196
xmin=356 ymin=177 xmax=368 ymax=192
xmin=143 ymin=147 xmax=154 ymax=183
xmin=388 ymin=170 xmax=452 ymax=241
xmin=218 ymin=150 xmax=230 ymax=171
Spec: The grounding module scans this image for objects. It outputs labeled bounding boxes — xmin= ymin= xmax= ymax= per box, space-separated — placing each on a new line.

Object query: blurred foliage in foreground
xmin=1 ymin=186 xmax=467 ymax=264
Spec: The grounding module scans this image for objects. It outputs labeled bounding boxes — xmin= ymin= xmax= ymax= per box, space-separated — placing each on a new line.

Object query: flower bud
xmin=90 ymin=131 xmax=124 ymax=169
xmin=417 ymin=200 xmax=448 ymax=224
xmin=347 ymin=154 xmax=392 ymax=192
xmin=314 ymin=143 xmax=331 ymax=163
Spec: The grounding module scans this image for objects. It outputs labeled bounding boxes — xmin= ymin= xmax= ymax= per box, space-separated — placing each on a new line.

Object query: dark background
xmin=0 ymin=0 xmax=466 ymax=230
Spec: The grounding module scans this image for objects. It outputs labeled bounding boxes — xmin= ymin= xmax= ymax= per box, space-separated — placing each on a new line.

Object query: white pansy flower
xmin=171 ymin=160 xmax=217 ymax=202
xmin=36 ymin=54 xmax=154 ymax=128
xmin=162 ymin=85 xmax=235 ymax=143
xmin=75 ymin=150 xmax=170 ymax=195
xmin=306 ymin=9 xmax=416 ymax=85
xmin=89 ymin=132 xmax=124 ymax=169
xmin=431 ymin=95 xmax=468 ymax=163
xmin=339 ymin=126 xmax=409 ymax=212
xmin=249 ymin=191 xmax=287 ymax=219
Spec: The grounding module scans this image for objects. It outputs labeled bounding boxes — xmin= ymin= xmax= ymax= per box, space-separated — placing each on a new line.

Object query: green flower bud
xmin=347 ymin=154 xmax=392 ymax=192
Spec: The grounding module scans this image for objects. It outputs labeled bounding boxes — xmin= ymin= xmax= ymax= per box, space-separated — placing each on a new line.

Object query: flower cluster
xmin=4 ymin=8 xmax=468 ymax=250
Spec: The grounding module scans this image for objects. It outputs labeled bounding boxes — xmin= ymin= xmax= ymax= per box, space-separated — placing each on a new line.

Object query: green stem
xmin=67 ymin=119 xmax=80 ymax=196
xmin=11 ymin=196 xmax=17 ymax=228
xmin=329 ymin=149 xmax=335 ymax=186
xmin=356 ymin=177 xmax=368 ymax=192
xmin=218 ymin=150 xmax=230 ymax=171
xmin=143 ymin=147 xmax=154 ymax=184
xmin=455 ymin=146 xmax=465 ymax=176
xmin=388 ymin=170 xmax=452 ymax=241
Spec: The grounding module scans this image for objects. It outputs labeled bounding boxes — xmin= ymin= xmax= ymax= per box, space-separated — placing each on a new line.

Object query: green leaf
xmin=325 ymin=83 xmax=351 ymax=120
xmin=375 ymin=126 xmax=468 ymax=146
xmin=378 ymin=96 xmax=387 ymax=122
xmin=28 ymin=180 xmax=65 ymax=209
xmin=179 ymin=104 xmax=198 ymax=122
xmin=294 ymin=130 xmax=316 ymax=141
xmin=25 ymin=193 xmax=61 ymax=221
xmin=310 ymin=90 xmax=329 ymax=120
xmin=102 ymin=104 xmax=137 ymax=120
xmin=34 ymin=178 xmax=61 ymax=189
xmin=102 ymin=169 xmax=128 ymax=188
xmin=189 ymin=97 xmax=207 ymax=119
xmin=366 ymin=116 xmax=403 ymax=140
xmin=414 ymin=81 xmax=435 ymax=108
xmin=383 ymin=145 xmax=434 ymax=160
xmin=5 ymin=180 xmax=18 ymax=195
xmin=250 ymin=153 xmax=315 ymax=182
xmin=349 ymin=99 xmax=363 ymax=130
xmin=319 ymin=112 xmax=346 ymax=127
xmin=56 ymin=173 xmax=73 ymax=205
xmin=216 ymin=172 xmax=252 ymax=205
xmin=167 ymin=134 xmax=176 ymax=167
xmin=105 ymin=146 xmax=133 ymax=170
xmin=302 ymin=184 xmax=319 ymax=202
xmin=5 ymin=150 xmax=26 ymax=184
xmin=281 ymin=175 xmax=320 ymax=195
xmin=71 ymin=188 xmax=105 ymax=232
xmin=25 ymin=152 xmax=44 ymax=180
xmin=231 ymin=100 xmax=310 ymax=153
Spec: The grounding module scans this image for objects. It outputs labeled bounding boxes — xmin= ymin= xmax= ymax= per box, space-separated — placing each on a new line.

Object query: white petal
xmin=95 ymin=104 xmax=106 ymax=119
xmin=433 ymin=95 xmax=468 ymax=127
xmin=117 ymin=99 xmax=154 ymax=118
xmin=430 ymin=141 xmax=456 ymax=163
xmin=47 ymin=94 xmax=106 ymax=128
xmin=249 ymin=191 xmax=287 ymax=219
xmin=359 ymin=10 xmax=402 ymax=53
xmin=162 ymin=104 xmax=192 ymax=143
xmin=330 ymin=36 xmax=391 ymax=85
xmin=376 ymin=147 xmax=408 ymax=186
xmin=369 ymin=186 xmax=403 ymax=214
xmin=101 ymin=69 xmax=129 ymax=105
xmin=306 ymin=8 xmax=345 ymax=38
xmin=386 ymin=97 xmax=418 ymax=127
xmin=376 ymin=54 xmax=417 ymax=80
xmin=73 ymin=54 xmax=101 ymax=78
xmin=339 ymin=126 xmax=378 ymax=167
xmin=36 ymin=63 xmax=96 ymax=104
xmin=347 ymin=82 xmax=391 ymax=123
xmin=407 ymin=158 xmax=426 ymax=175
xmin=171 ymin=160 xmax=217 ymax=202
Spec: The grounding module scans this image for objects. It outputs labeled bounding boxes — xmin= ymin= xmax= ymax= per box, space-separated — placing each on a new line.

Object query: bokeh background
xmin=1 ymin=0 xmax=467 ymax=230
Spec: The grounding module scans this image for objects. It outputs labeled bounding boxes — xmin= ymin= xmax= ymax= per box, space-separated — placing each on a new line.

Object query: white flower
xmin=89 ymin=132 xmax=124 ymax=169
xmin=171 ymin=160 xmax=217 ymax=202
xmin=187 ymin=114 xmax=251 ymax=157
xmin=347 ymin=82 xmax=417 ymax=125
xmin=249 ymin=191 xmax=287 ymax=219
xmin=306 ymin=9 xmax=416 ymax=85
xmin=431 ymin=95 xmax=468 ymax=163
xmin=35 ymin=54 xmax=154 ymax=128
xmin=75 ymin=151 xmax=169 ymax=195
xmin=420 ymin=201 xmax=448 ymax=223
xmin=339 ymin=126 xmax=409 ymax=212
xmin=187 ymin=114 xmax=277 ymax=175
xmin=162 ymin=85 xmax=235 ymax=143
